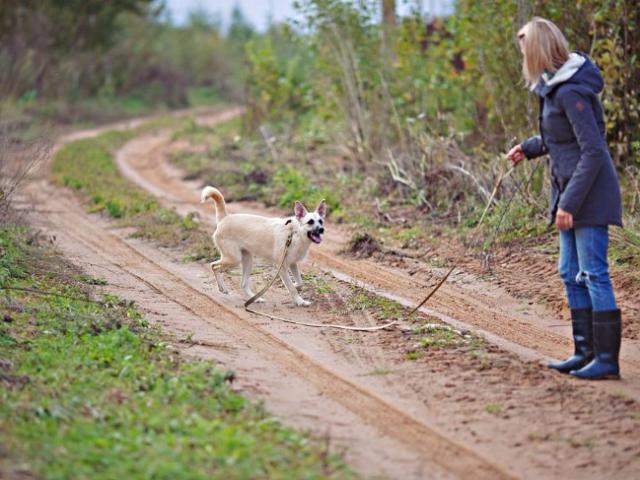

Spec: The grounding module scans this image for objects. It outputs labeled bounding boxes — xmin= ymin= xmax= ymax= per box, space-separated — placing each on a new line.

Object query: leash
xmin=244 ymin=231 xmax=294 ymax=309
xmin=243 ymin=230 xmax=456 ymax=331
xmin=241 ymin=159 xmax=538 ymax=331
xmin=243 ymin=230 xmax=404 ymax=331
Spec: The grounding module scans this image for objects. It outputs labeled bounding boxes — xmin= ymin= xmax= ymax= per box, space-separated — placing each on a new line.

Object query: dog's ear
xmin=316 ymin=199 xmax=327 ymax=218
xmin=294 ymin=201 xmax=307 ymax=221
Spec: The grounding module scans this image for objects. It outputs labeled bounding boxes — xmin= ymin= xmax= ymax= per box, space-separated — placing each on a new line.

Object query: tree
xmin=227 ymin=4 xmax=255 ymax=46
xmin=382 ymin=0 xmax=396 ymax=26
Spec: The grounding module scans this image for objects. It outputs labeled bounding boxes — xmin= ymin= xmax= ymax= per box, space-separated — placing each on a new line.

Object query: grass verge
xmin=169 ymin=118 xmax=342 ymax=216
xmin=52 ymin=120 xmax=215 ymax=262
xmin=0 ymin=226 xmax=352 ymax=479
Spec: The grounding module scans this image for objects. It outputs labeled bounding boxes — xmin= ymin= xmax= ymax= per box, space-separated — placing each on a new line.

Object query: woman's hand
xmin=507 ymin=144 xmax=526 ymax=166
xmin=556 ymin=208 xmax=574 ymax=230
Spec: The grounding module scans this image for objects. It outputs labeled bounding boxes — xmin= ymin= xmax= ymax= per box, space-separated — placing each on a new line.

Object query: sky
xmin=164 ymin=0 xmax=456 ymax=31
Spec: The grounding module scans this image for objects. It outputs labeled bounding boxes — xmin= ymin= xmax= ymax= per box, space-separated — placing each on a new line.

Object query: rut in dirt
xmin=117 ymin=109 xmax=640 ymax=402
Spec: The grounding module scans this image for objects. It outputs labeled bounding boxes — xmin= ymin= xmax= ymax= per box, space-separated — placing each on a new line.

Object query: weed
xmin=341 ymin=286 xmax=405 ymax=320
xmin=76 ymin=275 xmax=108 ymax=286
xmin=527 ymin=432 xmax=551 ymax=442
xmin=271 ymin=165 xmax=340 ymax=213
xmin=484 ymin=403 xmax=503 ymax=415
xmin=302 ymin=272 xmax=336 ymax=295
xmin=414 ymin=323 xmax=466 ymax=350
xmin=428 ymin=256 xmax=451 ymax=268
xmin=364 ymin=368 xmax=394 ymax=376
xmin=394 ymin=226 xmax=423 ymax=243
xmin=568 ymin=437 xmax=596 ymax=449
xmin=405 ymin=351 xmax=422 ymax=361
xmin=469 ymin=350 xmax=492 ymax=370
xmin=477 ymin=199 xmax=550 ymax=248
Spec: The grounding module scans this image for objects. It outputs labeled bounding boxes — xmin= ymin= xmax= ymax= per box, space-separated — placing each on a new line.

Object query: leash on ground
xmin=243 ymin=232 xmax=403 ymax=331
xmin=243 ymin=159 xmax=541 ymax=332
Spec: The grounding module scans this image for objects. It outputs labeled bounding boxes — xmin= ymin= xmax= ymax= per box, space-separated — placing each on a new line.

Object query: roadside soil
xmin=17 ymin=108 xmax=640 ymax=479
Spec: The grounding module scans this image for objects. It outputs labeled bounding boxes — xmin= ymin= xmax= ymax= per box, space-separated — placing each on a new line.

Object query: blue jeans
xmin=558 ymin=226 xmax=617 ymax=312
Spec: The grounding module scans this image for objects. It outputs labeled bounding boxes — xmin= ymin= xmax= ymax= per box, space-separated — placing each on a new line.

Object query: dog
xmin=200 ymin=186 xmax=326 ymax=306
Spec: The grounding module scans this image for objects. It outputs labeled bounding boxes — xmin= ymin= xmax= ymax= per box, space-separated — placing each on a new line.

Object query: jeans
xmin=558 ymin=226 xmax=617 ymax=312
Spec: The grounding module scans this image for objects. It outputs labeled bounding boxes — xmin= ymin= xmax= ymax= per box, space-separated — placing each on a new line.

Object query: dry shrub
xmin=0 ymin=121 xmax=52 ymax=223
xmin=383 ymin=131 xmax=499 ymax=215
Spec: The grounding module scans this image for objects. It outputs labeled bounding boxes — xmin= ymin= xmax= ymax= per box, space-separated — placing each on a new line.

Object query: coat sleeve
xmin=520 ymin=135 xmax=548 ymax=159
xmin=557 ymin=88 xmax=609 ymax=215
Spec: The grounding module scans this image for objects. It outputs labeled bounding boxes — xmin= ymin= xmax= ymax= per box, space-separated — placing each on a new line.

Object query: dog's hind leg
xmin=290 ymin=263 xmax=303 ymax=291
xmin=210 ymin=260 xmax=231 ymax=294
xmin=279 ymin=269 xmax=311 ymax=307
xmin=240 ymin=251 xmax=264 ymax=302
xmin=210 ymin=252 xmax=240 ymax=294
xmin=210 ymin=236 xmax=242 ymax=294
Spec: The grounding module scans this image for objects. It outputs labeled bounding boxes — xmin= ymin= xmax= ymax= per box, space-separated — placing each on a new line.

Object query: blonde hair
xmin=518 ymin=17 xmax=570 ymax=87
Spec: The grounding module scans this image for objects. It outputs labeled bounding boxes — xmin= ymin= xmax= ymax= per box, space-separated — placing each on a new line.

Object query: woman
xmin=507 ymin=17 xmax=623 ymax=380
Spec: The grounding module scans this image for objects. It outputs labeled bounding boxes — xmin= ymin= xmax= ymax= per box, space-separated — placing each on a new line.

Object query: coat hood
xmin=533 ymin=52 xmax=604 ymax=98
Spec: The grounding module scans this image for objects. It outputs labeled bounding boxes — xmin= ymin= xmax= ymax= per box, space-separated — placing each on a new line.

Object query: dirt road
xmin=118 ymin=110 xmax=640 ymax=399
xmin=18 ymin=108 xmax=640 ymax=479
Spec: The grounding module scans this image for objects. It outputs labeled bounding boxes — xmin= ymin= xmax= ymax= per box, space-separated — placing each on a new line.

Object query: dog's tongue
xmin=310 ymin=232 xmax=322 ymax=244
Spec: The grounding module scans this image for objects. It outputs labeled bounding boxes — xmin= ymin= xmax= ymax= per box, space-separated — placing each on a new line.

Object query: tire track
xmin=115 ymin=113 xmax=640 ymax=400
xmin=21 ymin=180 xmax=514 ymax=480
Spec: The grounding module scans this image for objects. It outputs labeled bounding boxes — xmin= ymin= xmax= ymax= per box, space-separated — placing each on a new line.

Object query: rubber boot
xmin=548 ymin=308 xmax=593 ymax=373
xmin=570 ymin=309 xmax=621 ymax=380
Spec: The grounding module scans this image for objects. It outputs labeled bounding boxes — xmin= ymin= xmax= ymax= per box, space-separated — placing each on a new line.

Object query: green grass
xmin=610 ymin=226 xmax=640 ymax=269
xmin=53 ymin=130 xmax=149 ymax=218
xmin=415 ymin=325 xmax=460 ymax=350
xmin=484 ymin=403 xmax=503 ymax=415
xmin=337 ymin=287 xmax=405 ymax=320
xmin=0 ymin=226 xmax=352 ymax=479
xmin=468 ymin=199 xmax=550 ymax=248
xmin=172 ymin=115 xmax=241 ymax=145
xmin=302 ymin=273 xmax=336 ymax=295
xmin=52 ymin=124 xmax=216 ymax=262
xmin=363 ymin=368 xmax=394 ymax=376
xmin=168 ymin=118 xmax=343 ymax=216
xmin=187 ymin=86 xmax=222 ymax=107
xmin=270 ymin=166 xmax=340 ymax=214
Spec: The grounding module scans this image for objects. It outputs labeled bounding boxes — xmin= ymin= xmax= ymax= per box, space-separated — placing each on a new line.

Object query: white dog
xmin=200 ymin=186 xmax=326 ymax=306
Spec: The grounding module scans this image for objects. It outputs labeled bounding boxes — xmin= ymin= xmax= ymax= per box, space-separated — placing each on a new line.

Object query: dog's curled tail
xmin=200 ymin=186 xmax=227 ymax=222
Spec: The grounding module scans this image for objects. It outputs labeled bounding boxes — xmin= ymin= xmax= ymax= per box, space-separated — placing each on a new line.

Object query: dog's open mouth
xmin=307 ymin=231 xmax=323 ymax=244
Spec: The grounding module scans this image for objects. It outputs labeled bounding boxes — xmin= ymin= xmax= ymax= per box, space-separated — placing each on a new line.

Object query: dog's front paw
xmin=295 ymin=297 xmax=312 ymax=307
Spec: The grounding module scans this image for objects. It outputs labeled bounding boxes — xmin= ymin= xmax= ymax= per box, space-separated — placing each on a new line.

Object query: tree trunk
xmin=382 ymin=0 xmax=396 ymax=26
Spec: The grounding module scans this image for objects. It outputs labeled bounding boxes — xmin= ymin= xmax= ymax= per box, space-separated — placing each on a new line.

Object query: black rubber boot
xmin=548 ymin=308 xmax=593 ymax=373
xmin=570 ymin=309 xmax=621 ymax=380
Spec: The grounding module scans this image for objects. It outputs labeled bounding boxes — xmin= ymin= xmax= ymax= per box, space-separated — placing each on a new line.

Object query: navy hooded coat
xmin=520 ymin=52 xmax=622 ymax=227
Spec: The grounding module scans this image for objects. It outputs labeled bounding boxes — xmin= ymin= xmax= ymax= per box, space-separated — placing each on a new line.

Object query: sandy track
xmin=18 ymin=108 xmax=640 ymax=479
xmin=17 ymin=110 xmax=517 ymax=479
xmin=118 ymin=110 xmax=640 ymax=402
